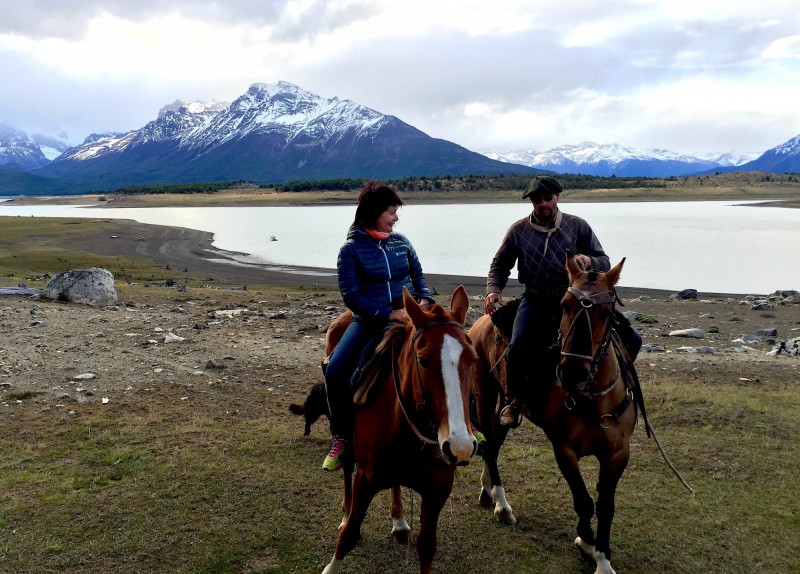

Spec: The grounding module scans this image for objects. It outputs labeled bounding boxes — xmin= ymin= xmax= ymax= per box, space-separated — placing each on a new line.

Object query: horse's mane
xmin=353 ymin=319 xmax=410 ymax=405
xmin=374 ymin=319 xmax=409 ymax=356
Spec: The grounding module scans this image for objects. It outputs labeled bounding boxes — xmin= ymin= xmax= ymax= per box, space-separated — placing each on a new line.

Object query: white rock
xmin=164 ymin=332 xmax=185 ymax=343
xmin=668 ymin=328 xmax=705 ymax=338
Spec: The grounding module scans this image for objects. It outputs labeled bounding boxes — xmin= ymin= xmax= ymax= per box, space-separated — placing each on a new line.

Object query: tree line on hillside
xmin=272 ymin=174 xmax=671 ymax=192
xmin=99 ymin=172 xmax=798 ymax=196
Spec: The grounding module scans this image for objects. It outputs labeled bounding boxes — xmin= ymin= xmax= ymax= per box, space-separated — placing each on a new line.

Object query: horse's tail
xmin=289 ymin=403 xmax=305 ymax=415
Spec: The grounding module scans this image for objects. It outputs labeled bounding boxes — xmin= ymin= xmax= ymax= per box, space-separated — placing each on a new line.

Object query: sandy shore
xmin=67 ymin=217 xmax=719 ymax=300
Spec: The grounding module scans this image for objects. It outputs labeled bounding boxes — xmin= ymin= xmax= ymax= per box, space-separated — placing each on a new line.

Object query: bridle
xmin=556 ymin=284 xmax=634 ymax=428
xmin=392 ymin=320 xmax=466 ymax=446
xmin=557 ymin=285 xmax=618 ymax=399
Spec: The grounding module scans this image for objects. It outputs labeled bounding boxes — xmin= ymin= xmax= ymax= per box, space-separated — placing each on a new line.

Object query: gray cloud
xmin=2 ymin=1 xmax=799 ymax=154
xmin=0 ymin=1 xmax=286 ymax=38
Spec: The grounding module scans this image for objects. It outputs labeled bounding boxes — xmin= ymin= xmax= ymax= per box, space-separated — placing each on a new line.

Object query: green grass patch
xmin=1 ymin=374 xmax=798 ymax=573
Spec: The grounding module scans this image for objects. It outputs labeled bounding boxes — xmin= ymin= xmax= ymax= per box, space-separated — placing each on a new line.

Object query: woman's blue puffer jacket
xmin=337 ymin=226 xmax=435 ymax=322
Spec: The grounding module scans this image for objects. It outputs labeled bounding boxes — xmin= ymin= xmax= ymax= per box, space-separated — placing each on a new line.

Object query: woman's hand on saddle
xmin=388 ymin=308 xmax=407 ymax=322
xmin=419 ymin=299 xmax=433 ymax=312
xmin=484 ymin=293 xmax=502 ymax=315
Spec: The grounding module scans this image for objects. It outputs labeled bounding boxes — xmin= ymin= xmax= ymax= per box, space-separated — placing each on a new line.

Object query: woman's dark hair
xmin=353 ymin=180 xmax=404 ymax=228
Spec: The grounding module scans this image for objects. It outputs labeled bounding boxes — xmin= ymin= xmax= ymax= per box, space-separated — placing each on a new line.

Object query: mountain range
xmin=1 ymin=81 xmax=799 ymax=195
xmin=481 ymin=142 xmax=763 ymax=178
xmin=0 ymin=82 xmax=538 ymax=194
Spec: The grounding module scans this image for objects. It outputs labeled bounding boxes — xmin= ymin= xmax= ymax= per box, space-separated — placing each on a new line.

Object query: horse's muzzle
xmin=441 ymin=437 xmax=476 ymax=466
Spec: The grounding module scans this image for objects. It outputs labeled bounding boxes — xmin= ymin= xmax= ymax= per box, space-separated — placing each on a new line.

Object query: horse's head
xmin=557 ymin=253 xmax=625 ymax=394
xmin=403 ymin=285 xmax=478 ymax=465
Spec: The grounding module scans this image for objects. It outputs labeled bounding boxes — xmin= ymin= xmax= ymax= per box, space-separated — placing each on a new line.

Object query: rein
xmin=391 ymin=320 xmax=465 ymax=447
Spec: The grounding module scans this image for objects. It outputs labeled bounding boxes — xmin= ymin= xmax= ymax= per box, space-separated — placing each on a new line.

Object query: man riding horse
xmin=484 ymin=176 xmax=642 ymax=428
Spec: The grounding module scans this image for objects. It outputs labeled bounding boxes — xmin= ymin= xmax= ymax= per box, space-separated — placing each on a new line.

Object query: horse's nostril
xmin=441 ymin=440 xmax=454 ymax=463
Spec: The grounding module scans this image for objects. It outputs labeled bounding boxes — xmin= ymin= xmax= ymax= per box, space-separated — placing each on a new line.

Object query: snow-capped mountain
xmin=696 ymin=151 xmax=760 ymax=167
xmin=734 ymin=135 xmax=800 ymax=173
xmin=482 ymin=141 xmax=757 ymax=177
xmin=0 ymin=124 xmax=50 ymax=170
xmin=39 ymin=81 xmax=534 ymax=189
xmin=30 ymin=133 xmax=72 ymax=161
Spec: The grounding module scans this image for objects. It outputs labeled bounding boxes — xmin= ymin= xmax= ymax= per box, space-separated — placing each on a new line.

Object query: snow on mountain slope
xmin=0 ymin=124 xmax=50 ymax=169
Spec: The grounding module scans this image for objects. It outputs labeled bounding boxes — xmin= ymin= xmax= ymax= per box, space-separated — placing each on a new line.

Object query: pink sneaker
xmin=322 ymin=436 xmax=347 ymax=472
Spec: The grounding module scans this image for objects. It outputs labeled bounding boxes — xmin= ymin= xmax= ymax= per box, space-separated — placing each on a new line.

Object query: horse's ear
xmin=605 ymin=257 xmax=626 ymax=287
xmin=449 ymin=285 xmax=469 ymax=325
xmin=403 ymin=287 xmax=426 ymax=327
xmin=565 ymin=251 xmax=583 ymax=282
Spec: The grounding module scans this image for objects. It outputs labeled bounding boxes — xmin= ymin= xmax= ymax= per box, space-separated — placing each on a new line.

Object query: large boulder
xmin=43 ymin=268 xmax=118 ymax=306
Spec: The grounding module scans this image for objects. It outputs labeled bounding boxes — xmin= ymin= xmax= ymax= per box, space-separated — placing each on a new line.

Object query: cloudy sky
xmin=2 ymin=1 xmax=799 ymax=156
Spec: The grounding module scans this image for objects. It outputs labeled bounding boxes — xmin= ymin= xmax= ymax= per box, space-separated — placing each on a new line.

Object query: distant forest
xmin=102 ymin=171 xmax=798 ymax=196
xmin=106 ymin=174 xmax=676 ymax=196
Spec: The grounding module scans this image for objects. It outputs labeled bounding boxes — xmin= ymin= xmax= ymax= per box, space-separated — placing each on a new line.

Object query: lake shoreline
xmin=64 ymin=217 xmax=767 ymax=300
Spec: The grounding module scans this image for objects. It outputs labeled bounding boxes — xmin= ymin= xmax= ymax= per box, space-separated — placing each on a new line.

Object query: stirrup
xmin=499 ymin=403 xmax=522 ymax=428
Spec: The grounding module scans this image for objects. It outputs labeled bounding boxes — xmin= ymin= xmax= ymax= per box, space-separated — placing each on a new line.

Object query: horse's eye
xmin=418 ymin=357 xmax=430 ymax=369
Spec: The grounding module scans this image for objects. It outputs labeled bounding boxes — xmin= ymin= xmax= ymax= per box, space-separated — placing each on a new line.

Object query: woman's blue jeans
xmin=324 ymin=318 xmax=384 ymax=438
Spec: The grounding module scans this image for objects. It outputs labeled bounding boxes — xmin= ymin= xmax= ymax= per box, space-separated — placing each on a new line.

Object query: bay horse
xmin=322 ymin=285 xmax=478 ymax=574
xmin=469 ymin=254 xmax=636 ymax=574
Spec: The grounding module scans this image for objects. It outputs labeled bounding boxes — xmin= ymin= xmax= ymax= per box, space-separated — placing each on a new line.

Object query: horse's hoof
xmin=479 ymin=488 xmax=493 ymax=508
xmin=392 ymin=527 xmax=410 ymax=545
xmin=495 ymin=508 xmax=517 ymax=525
xmin=591 ymin=549 xmax=616 ymax=574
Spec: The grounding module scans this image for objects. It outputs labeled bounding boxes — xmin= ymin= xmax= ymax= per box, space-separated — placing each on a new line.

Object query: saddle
xmin=351 ymin=322 xmax=406 ymax=405
xmin=489 ymin=298 xmax=519 ymax=339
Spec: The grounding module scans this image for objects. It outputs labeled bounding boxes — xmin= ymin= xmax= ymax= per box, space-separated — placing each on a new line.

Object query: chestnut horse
xmin=322 ymin=285 xmax=478 ymax=574
xmin=469 ymin=254 xmax=636 ymax=574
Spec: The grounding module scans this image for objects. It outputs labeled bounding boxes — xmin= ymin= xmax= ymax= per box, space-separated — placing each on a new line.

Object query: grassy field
xmin=0 ymin=217 xmax=241 ymax=289
xmin=1 ymin=365 xmax=798 ymax=573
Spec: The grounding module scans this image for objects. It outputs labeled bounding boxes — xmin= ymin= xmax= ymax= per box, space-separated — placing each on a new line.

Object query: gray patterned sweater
xmin=486 ymin=209 xmax=610 ymax=297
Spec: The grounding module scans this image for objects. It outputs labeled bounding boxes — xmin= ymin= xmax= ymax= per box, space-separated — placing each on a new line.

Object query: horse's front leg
xmin=592 ymin=449 xmax=629 ymax=574
xmin=480 ymin=447 xmax=515 ymax=525
xmin=389 ymin=485 xmax=410 ymax=543
xmin=476 ymin=383 xmax=516 ymax=525
xmin=552 ymin=445 xmax=596 ymax=557
xmin=322 ymin=468 xmax=378 ymax=574
xmin=338 ymin=459 xmax=354 ymax=530
xmin=416 ymin=479 xmax=453 ymax=574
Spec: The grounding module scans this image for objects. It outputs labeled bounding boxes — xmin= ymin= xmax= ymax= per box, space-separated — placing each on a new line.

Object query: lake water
xmin=1 ymin=200 xmax=798 ymax=294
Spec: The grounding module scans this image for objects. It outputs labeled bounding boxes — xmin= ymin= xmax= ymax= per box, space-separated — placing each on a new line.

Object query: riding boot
xmin=499 ymin=397 xmax=523 ymax=428
xmin=613 ymin=310 xmax=642 ymax=362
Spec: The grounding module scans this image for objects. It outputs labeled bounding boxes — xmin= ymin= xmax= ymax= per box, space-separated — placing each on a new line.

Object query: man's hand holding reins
xmin=575 ymin=254 xmax=592 ymax=270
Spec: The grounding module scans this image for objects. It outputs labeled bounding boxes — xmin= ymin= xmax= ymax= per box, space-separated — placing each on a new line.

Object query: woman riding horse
xmin=322 ymin=286 xmax=479 ymax=574
xmin=322 ymin=180 xmax=436 ymax=472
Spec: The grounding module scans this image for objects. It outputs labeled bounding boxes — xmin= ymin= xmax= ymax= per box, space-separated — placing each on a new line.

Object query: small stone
xmin=206 ymin=358 xmax=226 ymax=370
